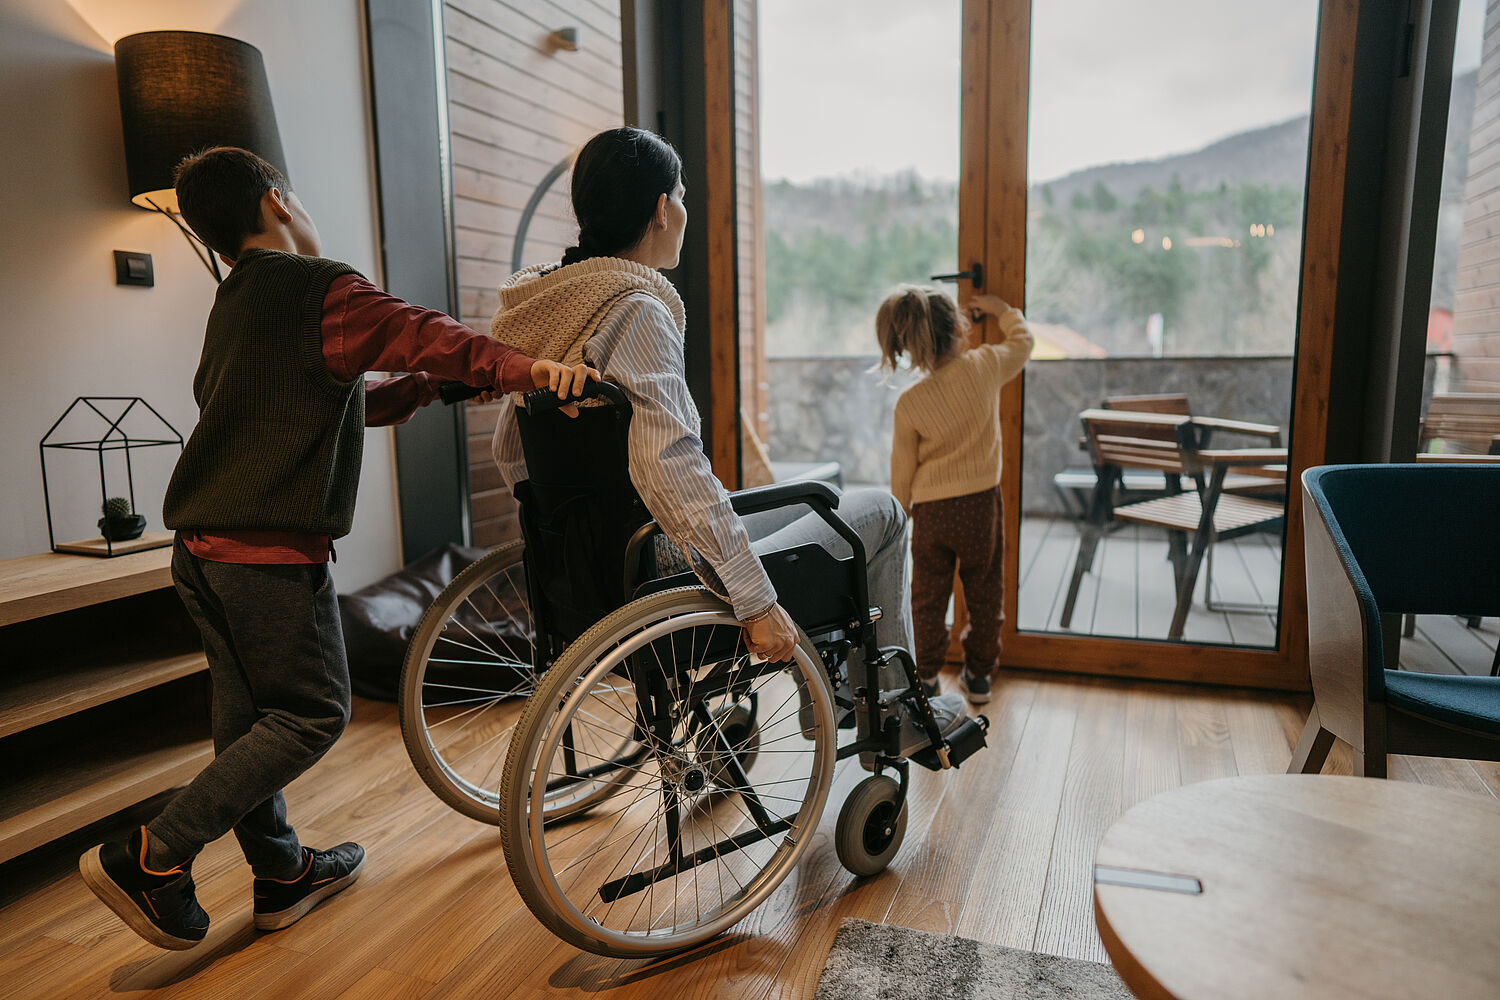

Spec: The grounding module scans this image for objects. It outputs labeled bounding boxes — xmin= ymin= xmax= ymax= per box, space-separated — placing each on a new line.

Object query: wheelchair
xmin=399 ymin=380 xmax=989 ymax=957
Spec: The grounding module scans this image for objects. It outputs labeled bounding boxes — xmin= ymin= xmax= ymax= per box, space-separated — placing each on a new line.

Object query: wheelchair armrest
xmin=624 ymin=479 xmax=870 ymax=620
xmin=727 ymin=480 xmax=842 ymax=517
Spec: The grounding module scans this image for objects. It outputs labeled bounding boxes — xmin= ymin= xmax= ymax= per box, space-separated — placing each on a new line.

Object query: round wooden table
xmin=1093 ymin=774 xmax=1500 ymax=1000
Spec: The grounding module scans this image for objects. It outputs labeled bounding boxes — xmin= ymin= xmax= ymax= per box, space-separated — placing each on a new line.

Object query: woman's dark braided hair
xmin=561 ymin=127 xmax=682 ymax=266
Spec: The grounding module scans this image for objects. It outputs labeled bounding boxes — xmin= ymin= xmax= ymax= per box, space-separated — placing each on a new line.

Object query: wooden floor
xmin=5 ymin=670 xmax=1499 ymax=1000
xmin=1019 ymin=516 xmax=1500 ymax=674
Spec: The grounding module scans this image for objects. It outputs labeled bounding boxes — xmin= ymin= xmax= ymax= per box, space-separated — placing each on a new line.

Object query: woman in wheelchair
xmin=398 ymin=127 xmax=986 ymax=958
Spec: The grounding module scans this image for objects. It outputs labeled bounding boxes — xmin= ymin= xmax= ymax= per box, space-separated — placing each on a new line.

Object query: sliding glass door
xmin=985 ymin=0 xmax=1365 ymax=687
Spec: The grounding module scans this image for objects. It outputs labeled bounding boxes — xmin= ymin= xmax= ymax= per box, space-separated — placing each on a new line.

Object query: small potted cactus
xmin=98 ymin=496 xmax=147 ymax=542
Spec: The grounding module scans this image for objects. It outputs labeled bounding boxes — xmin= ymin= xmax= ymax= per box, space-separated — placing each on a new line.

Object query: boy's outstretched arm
xmin=322 ymin=274 xmax=591 ymax=425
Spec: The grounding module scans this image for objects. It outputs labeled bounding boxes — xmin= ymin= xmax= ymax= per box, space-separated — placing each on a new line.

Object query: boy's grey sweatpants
xmin=147 ymin=535 xmax=351 ymax=876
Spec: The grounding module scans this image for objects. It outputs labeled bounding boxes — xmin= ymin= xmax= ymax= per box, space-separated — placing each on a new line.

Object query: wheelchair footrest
xmin=909 ymin=715 xmax=989 ymax=771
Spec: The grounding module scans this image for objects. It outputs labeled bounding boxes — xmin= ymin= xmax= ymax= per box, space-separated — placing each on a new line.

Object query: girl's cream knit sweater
xmin=889 ymin=306 xmax=1033 ymax=513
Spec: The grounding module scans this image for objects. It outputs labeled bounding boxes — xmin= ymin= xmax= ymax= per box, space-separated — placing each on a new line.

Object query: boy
xmin=79 ymin=146 xmax=591 ymax=950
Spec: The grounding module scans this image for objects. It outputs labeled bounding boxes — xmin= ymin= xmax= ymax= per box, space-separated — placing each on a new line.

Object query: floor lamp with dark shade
xmin=114 ymin=30 xmax=287 ymax=281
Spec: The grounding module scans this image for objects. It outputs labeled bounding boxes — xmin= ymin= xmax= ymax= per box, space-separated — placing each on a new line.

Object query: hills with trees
xmin=763 ymin=69 xmax=1475 ymax=358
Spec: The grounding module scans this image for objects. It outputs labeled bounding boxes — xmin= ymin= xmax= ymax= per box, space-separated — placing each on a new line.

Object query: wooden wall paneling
xmin=445 ymin=68 xmax=614 ymax=142
xmin=446 ymin=0 xmax=622 ymax=90
xmin=1452 ymin=0 xmax=1500 ymax=392
xmin=450 ymin=164 xmax=574 ymax=227
xmin=442 ymin=0 xmax=625 ymax=547
xmin=448 ymin=136 xmax=565 ymax=195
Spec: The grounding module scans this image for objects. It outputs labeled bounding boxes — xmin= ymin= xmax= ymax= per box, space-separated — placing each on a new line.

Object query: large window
xmin=756 ymin=0 xmax=961 ymax=487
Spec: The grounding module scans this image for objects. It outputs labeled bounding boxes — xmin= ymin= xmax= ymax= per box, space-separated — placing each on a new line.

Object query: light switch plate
xmin=114 ymin=250 xmax=153 ymax=287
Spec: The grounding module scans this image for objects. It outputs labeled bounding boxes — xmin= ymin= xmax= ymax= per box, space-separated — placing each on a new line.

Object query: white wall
xmin=0 ymin=0 xmax=404 ymax=590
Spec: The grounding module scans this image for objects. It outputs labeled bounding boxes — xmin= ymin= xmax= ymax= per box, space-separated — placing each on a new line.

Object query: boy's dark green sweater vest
xmin=163 ymin=249 xmax=365 ymax=537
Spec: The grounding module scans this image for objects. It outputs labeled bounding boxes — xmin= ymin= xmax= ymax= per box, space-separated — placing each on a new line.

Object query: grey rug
xmin=813 ymin=919 xmax=1135 ymax=1000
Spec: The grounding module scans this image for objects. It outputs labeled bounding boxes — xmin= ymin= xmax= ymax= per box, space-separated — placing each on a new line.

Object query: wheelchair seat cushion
xmin=1382 ymin=669 xmax=1500 ymax=737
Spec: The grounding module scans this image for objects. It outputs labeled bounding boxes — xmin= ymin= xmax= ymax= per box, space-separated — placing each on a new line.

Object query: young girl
xmin=879 ymin=286 xmax=1033 ymax=704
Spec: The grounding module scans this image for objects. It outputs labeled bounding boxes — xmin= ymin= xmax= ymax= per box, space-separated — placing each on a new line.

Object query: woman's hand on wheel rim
xmin=743 ymin=603 xmax=798 ymax=662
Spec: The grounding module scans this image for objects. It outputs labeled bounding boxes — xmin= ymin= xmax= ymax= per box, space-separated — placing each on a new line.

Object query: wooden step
xmin=0 ymin=649 xmax=208 ymax=739
xmin=0 ymin=734 xmax=212 ymax=863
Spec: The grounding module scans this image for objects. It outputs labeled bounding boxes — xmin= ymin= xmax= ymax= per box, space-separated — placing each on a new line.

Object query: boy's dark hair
xmin=173 ymin=146 xmax=290 ymax=261
xmin=562 ymin=127 xmax=682 ymax=266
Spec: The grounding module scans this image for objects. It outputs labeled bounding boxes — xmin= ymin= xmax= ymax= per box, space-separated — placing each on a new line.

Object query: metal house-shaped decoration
xmin=39 ymin=397 xmax=183 ymax=557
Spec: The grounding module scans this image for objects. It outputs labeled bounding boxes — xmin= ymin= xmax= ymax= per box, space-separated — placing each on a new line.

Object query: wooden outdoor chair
xmin=1059 ymin=408 xmax=1286 ymax=640
xmin=1053 ymin=395 xmax=1286 ymax=605
xmin=1414 ymin=392 xmax=1500 ymax=461
xmin=1053 ymin=395 xmax=1195 ymax=509
xmin=1290 ymin=465 xmax=1500 ymax=777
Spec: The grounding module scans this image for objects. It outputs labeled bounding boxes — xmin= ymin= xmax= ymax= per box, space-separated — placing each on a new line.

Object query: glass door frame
xmin=964 ymin=0 xmax=1368 ymax=690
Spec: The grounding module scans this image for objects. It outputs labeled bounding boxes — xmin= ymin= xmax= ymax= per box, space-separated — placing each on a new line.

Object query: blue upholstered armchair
xmin=1290 ymin=464 xmax=1500 ymax=777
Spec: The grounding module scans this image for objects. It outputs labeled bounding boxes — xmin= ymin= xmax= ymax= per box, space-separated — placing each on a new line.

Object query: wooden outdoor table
xmin=1093 ymin=774 xmax=1500 ymax=1000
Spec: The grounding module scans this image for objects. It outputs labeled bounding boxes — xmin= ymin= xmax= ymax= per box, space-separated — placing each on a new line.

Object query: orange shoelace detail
xmin=136 ymin=828 xmax=185 ymax=877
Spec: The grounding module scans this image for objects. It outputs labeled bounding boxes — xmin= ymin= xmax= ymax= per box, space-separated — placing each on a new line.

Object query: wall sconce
xmin=546 ymin=27 xmax=579 ymax=52
xmin=114 ymin=30 xmax=287 ymax=281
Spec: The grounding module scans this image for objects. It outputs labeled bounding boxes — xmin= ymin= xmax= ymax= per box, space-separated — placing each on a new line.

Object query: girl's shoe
xmin=960 ymin=669 xmax=992 ymax=704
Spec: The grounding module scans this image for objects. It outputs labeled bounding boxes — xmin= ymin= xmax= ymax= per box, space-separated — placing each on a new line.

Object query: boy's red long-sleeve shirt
xmin=182 ymin=273 xmax=532 ymax=564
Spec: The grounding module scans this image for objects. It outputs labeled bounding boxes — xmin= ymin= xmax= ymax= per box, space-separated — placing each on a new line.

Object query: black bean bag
xmin=338 ymin=543 xmax=491 ymax=702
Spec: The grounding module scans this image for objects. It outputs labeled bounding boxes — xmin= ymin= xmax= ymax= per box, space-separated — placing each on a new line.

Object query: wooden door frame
xmin=624 ymin=1 xmax=742 ymax=490
xmin=975 ymin=0 xmax=1371 ymax=690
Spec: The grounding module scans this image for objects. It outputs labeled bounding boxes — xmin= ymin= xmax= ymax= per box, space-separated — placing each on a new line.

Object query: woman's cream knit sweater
xmin=490 ymin=256 xmax=686 ymax=368
xmin=889 ymin=306 xmax=1033 ymax=513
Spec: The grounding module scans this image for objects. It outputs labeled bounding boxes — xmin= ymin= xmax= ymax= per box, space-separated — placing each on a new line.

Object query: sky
xmin=758 ymin=0 xmax=1488 ymax=185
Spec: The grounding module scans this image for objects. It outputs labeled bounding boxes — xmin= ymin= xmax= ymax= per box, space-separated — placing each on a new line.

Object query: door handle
xmin=930 ymin=262 xmax=983 ymax=289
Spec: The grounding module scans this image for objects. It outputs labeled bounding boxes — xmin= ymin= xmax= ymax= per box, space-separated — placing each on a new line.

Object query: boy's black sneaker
xmin=960 ymin=669 xmax=992 ymax=704
xmin=79 ymin=828 xmax=208 ymax=950
xmin=253 ymin=842 xmax=366 ymax=931
xmin=920 ymin=678 xmax=941 ymax=699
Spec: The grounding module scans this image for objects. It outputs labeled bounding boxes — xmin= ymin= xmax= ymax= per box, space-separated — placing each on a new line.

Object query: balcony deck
xmin=1017 ymin=515 xmax=1499 ymax=675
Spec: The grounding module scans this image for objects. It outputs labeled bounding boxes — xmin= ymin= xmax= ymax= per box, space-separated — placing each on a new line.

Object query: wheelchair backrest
xmin=514 ymin=387 xmax=655 ymax=650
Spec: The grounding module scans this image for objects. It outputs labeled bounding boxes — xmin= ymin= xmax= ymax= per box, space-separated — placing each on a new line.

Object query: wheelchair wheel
xmin=500 ymin=588 xmax=838 ymax=957
xmin=834 ymin=774 xmax=907 ymax=877
xmin=697 ymin=702 xmax=759 ymax=788
xmin=400 ymin=540 xmax=636 ymax=824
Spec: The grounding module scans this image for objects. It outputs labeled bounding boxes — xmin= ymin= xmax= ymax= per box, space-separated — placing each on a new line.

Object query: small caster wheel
xmin=698 ymin=702 xmax=760 ymax=789
xmin=836 ymin=774 xmax=907 ymax=876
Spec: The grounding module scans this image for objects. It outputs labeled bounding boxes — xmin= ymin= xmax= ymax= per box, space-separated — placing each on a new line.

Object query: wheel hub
xmin=864 ymin=801 xmax=898 ymax=854
xmin=660 ymin=755 xmax=708 ymax=793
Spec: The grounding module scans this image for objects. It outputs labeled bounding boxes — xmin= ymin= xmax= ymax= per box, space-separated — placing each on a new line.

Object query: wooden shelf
xmin=0 ymin=648 xmax=207 ymax=738
xmin=53 ymin=531 xmax=173 ymax=558
xmin=0 ymin=546 xmax=208 ymax=863
xmin=0 ymin=734 xmax=212 ymax=864
xmin=0 ymin=546 xmax=173 ymax=627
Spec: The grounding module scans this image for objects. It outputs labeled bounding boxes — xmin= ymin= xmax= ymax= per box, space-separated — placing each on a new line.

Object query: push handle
xmin=440 ymin=378 xmax=629 ymax=410
xmin=438 ymin=381 xmax=486 ymax=405
xmin=521 ymin=377 xmax=628 ymax=414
